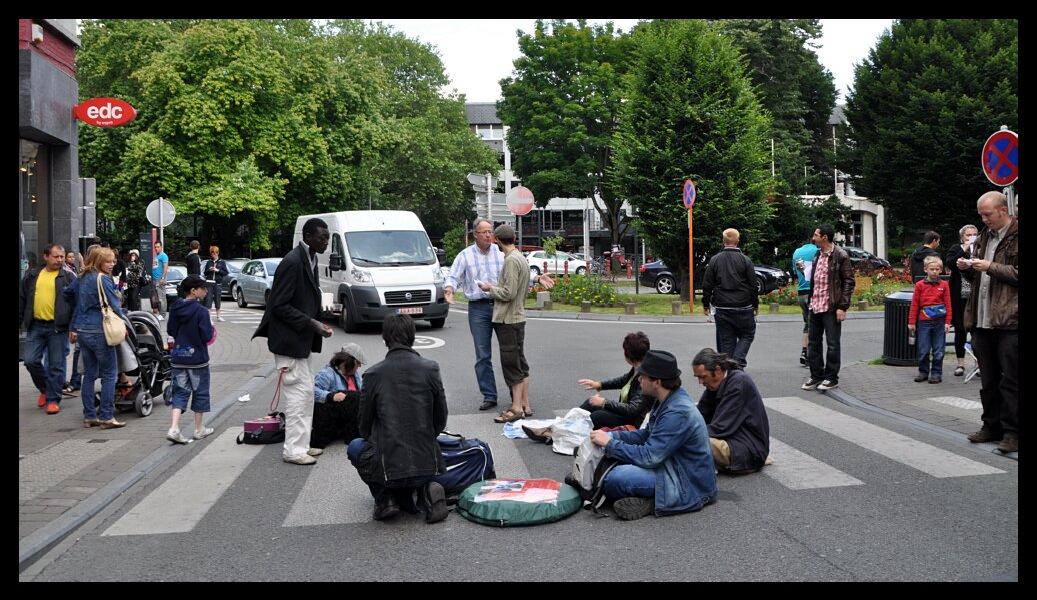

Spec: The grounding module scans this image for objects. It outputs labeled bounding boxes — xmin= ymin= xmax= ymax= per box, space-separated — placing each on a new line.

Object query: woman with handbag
xmin=945 ymin=224 xmax=978 ymax=377
xmin=63 ymin=246 xmax=127 ymax=429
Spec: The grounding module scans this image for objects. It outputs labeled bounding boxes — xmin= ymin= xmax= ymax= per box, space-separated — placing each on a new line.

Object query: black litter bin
xmin=883 ymin=289 xmax=916 ymax=365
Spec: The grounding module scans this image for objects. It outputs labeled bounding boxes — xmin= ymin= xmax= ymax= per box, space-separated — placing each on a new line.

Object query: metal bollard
xmin=626 ymin=262 xmax=633 ymax=278
xmin=564 ymin=260 xmax=569 ymax=276
xmin=672 ymin=301 xmax=682 ymax=315
xmin=543 ymin=261 xmax=549 ymax=278
xmin=581 ymin=301 xmax=591 ymax=313
xmin=769 ymin=303 xmax=780 ymax=314
xmin=858 ymin=300 xmax=868 ymax=311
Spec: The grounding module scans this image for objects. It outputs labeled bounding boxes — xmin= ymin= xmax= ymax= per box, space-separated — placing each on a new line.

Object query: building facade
xmin=19 ymin=18 xmax=94 ymax=273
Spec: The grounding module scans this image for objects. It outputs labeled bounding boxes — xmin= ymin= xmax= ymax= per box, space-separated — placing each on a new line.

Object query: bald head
xmin=722 ymin=228 xmax=740 ymax=247
xmin=977 ymin=191 xmax=1011 ymax=230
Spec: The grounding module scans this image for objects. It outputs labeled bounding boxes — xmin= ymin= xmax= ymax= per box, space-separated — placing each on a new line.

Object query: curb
xmin=18 ymin=363 xmax=277 ymax=573
xmin=449 ymin=306 xmax=885 ymax=323
xmin=823 ymin=387 xmax=1017 ymax=462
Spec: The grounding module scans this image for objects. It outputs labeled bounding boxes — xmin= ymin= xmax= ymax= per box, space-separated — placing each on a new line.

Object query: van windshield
xmin=344 ymin=231 xmax=437 ymax=266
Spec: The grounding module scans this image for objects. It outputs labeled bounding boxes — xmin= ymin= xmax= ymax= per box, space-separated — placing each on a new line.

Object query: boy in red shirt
xmin=908 ymin=256 xmax=952 ymax=383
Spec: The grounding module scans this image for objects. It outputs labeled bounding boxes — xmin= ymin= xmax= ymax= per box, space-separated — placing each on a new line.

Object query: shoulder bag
xmin=97 ymin=274 xmax=127 ymax=346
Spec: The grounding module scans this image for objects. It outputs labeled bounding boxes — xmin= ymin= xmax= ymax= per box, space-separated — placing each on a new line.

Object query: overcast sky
xmin=376 ymin=19 xmax=895 ymax=104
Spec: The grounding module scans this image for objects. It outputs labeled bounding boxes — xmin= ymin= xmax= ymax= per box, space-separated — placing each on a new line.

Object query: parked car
xmin=526 ymin=250 xmax=588 ymax=276
xmin=162 ymin=265 xmax=187 ymax=307
xmin=220 ymin=258 xmax=248 ymax=299
xmin=639 ymin=260 xmax=791 ymax=295
xmin=842 ymin=246 xmax=890 ymax=272
xmin=233 ymin=258 xmax=283 ymax=308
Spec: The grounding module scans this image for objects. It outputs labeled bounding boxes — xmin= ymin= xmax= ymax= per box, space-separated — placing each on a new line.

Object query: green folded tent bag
xmin=456 ymin=478 xmax=582 ymax=527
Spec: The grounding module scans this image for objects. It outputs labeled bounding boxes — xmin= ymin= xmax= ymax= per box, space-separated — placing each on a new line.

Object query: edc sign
xmin=73 ymin=98 xmax=137 ymax=127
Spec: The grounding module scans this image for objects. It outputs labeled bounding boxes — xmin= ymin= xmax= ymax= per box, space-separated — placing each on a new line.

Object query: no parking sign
xmin=981 ymin=129 xmax=1019 ymax=187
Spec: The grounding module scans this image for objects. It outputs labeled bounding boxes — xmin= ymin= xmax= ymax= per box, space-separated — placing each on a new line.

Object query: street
xmin=22 ymin=308 xmax=1017 ymax=582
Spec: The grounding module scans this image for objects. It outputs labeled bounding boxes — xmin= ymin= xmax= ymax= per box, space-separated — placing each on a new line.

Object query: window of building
xmin=477 ymin=125 xmax=503 ymax=140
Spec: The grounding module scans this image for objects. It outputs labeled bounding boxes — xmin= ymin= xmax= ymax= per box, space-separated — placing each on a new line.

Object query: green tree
xmin=843 ymin=19 xmax=1018 ymax=246
xmin=611 ymin=20 xmax=774 ymax=299
xmin=498 ymin=19 xmax=634 ymax=246
xmin=714 ymin=19 xmax=837 ymax=196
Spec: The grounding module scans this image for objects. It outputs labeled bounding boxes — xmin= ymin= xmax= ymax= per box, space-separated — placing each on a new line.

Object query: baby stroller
xmin=94 ymin=310 xmax=172 ymax=417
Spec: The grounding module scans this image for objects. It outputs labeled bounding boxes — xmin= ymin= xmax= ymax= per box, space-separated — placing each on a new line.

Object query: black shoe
xmin=421 ymin=481 xmax=448 ymax=524
xmin=914 ymin=374 xmax=929 ymax=383
xmin=373 ymin=496 xmax=400 ymax=521
xmin=522 ymin=425 xmax=552 ymax=443
xmin=928 ymin=376 xmax=942 ymax=384
xmin=563 ymin=473 xmax=582 ymax=491
xmin=801 ymin=378 xmax=823 ymax=390
xmin=478 ymin=400 xmax=498 ymax=411
xmin=613 ymin=497 xmax=654 ymax=521
xmin=996 ymin=435 xmax=1018 ymax=454
xmin=817 ymin=379 xmax=838 ymax=391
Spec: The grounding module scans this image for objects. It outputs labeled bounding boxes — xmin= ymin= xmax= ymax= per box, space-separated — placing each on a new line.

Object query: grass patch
xmin=867 ymin=357 xmax=886 ymax=365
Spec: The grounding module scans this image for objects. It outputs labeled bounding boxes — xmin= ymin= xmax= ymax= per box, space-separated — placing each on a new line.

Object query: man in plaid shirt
xmin=802 ymin=223 xmax=855 ymax=391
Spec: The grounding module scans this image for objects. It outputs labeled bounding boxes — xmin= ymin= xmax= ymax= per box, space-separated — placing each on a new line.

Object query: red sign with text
xmin=73 ymin=98 xmax=137 ymax=127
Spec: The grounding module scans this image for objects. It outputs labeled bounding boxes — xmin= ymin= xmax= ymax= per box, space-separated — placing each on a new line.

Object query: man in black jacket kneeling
xmin=347 ymin=315 xmax=450 ymax=523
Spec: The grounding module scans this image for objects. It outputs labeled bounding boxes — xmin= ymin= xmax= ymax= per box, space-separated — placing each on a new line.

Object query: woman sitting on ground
xmin=577 ymin=331 xmax=653 ymax=428
xmin=309 ymin=343 xmax=366 ymax=450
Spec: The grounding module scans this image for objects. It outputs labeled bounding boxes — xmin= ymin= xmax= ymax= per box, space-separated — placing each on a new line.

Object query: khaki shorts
xmin=493 ymin=321 xmax=529 ymax=386
xmin=709 ymin=437 xmax=731 ymax=468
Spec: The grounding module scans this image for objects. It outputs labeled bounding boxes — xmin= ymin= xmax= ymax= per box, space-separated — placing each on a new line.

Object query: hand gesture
xmin=836 ymin=308 xmax=847 ymax=322
xmin=539 ymin=273 xmax=556 ymax=289
xmin=478 ymin=281 xmax=493 ymax=292
xmin=588 ymin=394 xmax=605 ymax=408
xmin=443 ymin=287 xmax=454 ymax=304
xmin=578 ymin=378 xmax=600 ymax=391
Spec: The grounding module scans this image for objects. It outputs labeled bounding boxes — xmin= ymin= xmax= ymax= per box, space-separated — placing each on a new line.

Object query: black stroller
xmin=94 ymin=310 xmax=172 ymax=417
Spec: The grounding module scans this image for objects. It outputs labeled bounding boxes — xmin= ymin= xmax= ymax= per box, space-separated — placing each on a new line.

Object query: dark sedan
xmin=843 ymin=246 xmax=890 ymax=272
xmin=639 ymin=260 xmax=790 ymax=295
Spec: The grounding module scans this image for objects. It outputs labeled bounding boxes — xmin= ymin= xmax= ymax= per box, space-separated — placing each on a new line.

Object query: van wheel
xmin=429 ymin=317 xmax=445 ymax=329
xmin=339 ymin=297 xmax=359 ymax=333
xmin=234 ymin=285 xmax=248 ymax=308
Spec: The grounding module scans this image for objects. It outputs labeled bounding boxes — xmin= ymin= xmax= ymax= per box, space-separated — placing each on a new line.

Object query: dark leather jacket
xmin=702 ymin=247 xmax=758 ymax=310
xmin=963 ymin=218 xmax=1018 ymax=330
xmin=599 ymin=367 xmax=652 ymax=424
xmin=807 ymin=244 xmax=855 ymax=312
xmin=20 ymin=267 xmax=76 ymax=332
xmin=359 ymin=345 xmax=448 ymax=482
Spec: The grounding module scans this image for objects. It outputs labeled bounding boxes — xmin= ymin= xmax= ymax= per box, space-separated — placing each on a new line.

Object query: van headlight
xmin=351 ymin=267 xmax=373 ymax=285
xmin=433 ymin=267 xmax=444 ymax=284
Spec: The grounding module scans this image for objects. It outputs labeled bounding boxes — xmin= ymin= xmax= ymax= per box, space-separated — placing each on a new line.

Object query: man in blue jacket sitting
xmin=590 ymin=349 xmax=718 ymax=521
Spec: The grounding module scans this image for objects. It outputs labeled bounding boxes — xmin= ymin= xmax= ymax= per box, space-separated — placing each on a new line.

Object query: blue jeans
xmin=78 ymin=330 xmax=118 ymax=421
xmin=916 ymin=320 xmax=946 ymax=378
xmin=468 ymin=302 xmax=497 ymax=403
xmin=713 ymin=307 xmax=756 ymax=367
xmin=170 ymin=367 xmax=211 ymax=413
xmin=601 ymin=464 xmax=657 ymax=501
xmin=24 ymin=322 xmax=70 ymax=404
xmin=68 ymin=343 xmax=82 ymax=389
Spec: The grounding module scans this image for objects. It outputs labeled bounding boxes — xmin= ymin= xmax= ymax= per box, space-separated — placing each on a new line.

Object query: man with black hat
xmin=589 ymin=349 xmax=718 ymax=521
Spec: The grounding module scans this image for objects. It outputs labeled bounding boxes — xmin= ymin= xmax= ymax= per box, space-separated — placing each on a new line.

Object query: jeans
xmin=170 ymin=367 xmax=212 ymax=413
xmin=78 ymin=330 xmax=117 ymax=421
xmin=601 ymin=464 xmax=657 ymax=501
xmin=915 ymin=320 xmax=946 ymax=378
xmin=24 ymin=322 xmax=70 ymax=404
xmin=347 ymin=438 xmax=433 ymax=509
xmin=713 ymin=307 xmax=756 ymax=367
xmin=971 ymin=328 xmax=1018 ymax=437
xmin=579 ymin=399 xmax=639 ymax=429
xmin=68 ymin=343 xmax=83 ymax=389
xmin=807 ymin=310 xmax=842 ymax=382
xmin=468 ymin=302 xmax=497 ymax=403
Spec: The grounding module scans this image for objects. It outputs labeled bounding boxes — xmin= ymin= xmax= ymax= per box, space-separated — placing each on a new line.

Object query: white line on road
xmin=764 ymin=397 xmax=1005 ymax=478
xmin=927 ymin=396 xmax=982 ymax=411
xmin=764 ymin=437 xmax=864 ymax=489
xmin=101 ymin=428 xmax=262 ymax=536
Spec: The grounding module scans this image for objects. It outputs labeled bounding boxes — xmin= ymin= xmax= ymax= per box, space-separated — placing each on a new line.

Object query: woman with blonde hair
xmin=63 ymin=246 xmax=127 ymax=429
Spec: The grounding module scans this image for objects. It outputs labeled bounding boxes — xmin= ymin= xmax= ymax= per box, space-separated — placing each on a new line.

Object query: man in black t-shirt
xmin=186 ymin=240 xmax=202 ymax=277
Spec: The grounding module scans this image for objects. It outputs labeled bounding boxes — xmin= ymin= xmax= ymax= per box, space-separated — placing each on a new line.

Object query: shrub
xmin=763 ymin=282 xmax=800 ymax=306
xmin=547 ymin=274 xmax=619 ymax=307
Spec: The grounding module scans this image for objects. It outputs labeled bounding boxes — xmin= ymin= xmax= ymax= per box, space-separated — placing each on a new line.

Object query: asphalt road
xmin=24 ymin=308 xmax=1018 ymax=581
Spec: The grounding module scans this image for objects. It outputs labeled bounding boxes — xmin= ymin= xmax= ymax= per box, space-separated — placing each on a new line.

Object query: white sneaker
xmin=217 ymin=315 xmax=226 ymax=322
xmin=193 ymin=427 xmax=214 ymax=440
xmin=157 ymin=314 xmax=164 ymax=321
xmin=166 ymin=428 xmax=190 ymax=444
xmin=817 ymin=379 xmax=839 ymax=391
xmin=307 ymin=447 xmax=324 ymax=457
xmin=283 ymin=454 xmax=317 ymax=465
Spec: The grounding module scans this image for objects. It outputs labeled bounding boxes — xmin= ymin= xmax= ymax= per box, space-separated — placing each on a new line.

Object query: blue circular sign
xmin=682 ymin=179 xmax=696 ymax=209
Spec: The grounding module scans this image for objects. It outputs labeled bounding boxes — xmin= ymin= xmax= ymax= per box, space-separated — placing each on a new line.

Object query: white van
xmin=292 ymin=211 xmax=448 ymax=332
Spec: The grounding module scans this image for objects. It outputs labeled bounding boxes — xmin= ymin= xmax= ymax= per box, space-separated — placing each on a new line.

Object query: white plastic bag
xmin=550 ymin=407 xmax=592 ymax=456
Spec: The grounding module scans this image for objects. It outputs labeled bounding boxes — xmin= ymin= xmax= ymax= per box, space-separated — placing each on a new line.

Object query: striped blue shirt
xmin=445 ymin=243 xmax=504 ymax=301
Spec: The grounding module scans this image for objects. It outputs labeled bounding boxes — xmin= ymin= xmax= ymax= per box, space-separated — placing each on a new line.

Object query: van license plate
xmin=397 ymin=307 xmax=423 ymax=315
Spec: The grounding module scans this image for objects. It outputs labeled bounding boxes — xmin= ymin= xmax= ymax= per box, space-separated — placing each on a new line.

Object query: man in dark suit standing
xmin=253 ymin=218 xmax=334 ymax=465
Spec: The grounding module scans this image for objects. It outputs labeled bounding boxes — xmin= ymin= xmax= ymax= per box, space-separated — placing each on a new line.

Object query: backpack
xmin=432 ymin=431 xmax=496 ymax=499
xmin=236 ymin=368 xmax=287 ymax=445
xmin=569 ymin=434 xmax=621 ymax=515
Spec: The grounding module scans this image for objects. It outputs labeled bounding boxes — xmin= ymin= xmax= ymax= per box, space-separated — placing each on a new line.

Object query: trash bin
xmin=883 ymin=290 xmax=916 ymax=366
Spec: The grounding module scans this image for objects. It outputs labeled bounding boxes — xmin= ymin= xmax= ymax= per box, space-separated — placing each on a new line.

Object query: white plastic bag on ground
xmin=550 ymin=407 xmax=592 ymax=456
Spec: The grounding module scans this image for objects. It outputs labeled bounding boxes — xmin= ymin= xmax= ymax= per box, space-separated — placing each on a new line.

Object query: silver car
xmin=233 ymin=258 xmax=282 ymax=308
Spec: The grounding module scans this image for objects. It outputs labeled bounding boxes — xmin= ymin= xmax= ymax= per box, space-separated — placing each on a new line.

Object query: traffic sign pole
xmin=688 ymin=208 xmax=694 ymax=313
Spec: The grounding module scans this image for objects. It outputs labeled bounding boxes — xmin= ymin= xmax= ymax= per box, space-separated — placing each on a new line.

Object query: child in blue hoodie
xmin=166 ymin=275 xmax=216 ymax=444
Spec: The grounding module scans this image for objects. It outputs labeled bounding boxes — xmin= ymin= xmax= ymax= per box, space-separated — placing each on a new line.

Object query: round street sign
xmin=506 ymin=185 xmax=535 ymax=216
xmin=682 ymin=179 xmax=697 ymax=209
xmin=146 ymin=198 xmax=177 ymax=227
xmin=981 ymin=129 xmax=1019 ymax=186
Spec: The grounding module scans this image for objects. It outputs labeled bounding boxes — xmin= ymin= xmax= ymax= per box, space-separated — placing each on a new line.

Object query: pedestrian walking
xmin=20 ymin=244 xmax=76 ymax=414
xmin=908 ymin=256 xmax=952 ymax=384
xmin=701 ymin=228 xmax=758 ymax=368
xmin=792 ymin=235 xmax=818 ymax=367
xmin=149 ymin=241 xmax=169 ymax=320
xmin=62 ymin=250 xmax=83 ymax=395
xmin=186 ymin=240 xmax=202 ymax=277
xmin=909 ymin=231 xmax=942 ymax=282
xmin=201 ymin=245 xmax=228 ymax=322
xmin=802 ymin=224 xmax=855 ymax=392
xmin=945 ymin=224 xmax=978 ymax=376
xmin=252 ymin=218 xmax=334 ymax=465
xmin=959 ymin=191 xmax=1018 ymax=454
xmin=165 ymin=275 xmax=216 ymax=444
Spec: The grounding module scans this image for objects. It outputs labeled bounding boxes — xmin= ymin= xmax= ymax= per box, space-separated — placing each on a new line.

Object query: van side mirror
xmin=329 ymin=253 xmax=343 ymax=272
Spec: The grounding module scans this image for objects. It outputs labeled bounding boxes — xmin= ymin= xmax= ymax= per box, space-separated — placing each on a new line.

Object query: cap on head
xmin=636 ymin=349 xmax=681 ymax=380
xmin=339 ymin=342 xmax=367 ymax=365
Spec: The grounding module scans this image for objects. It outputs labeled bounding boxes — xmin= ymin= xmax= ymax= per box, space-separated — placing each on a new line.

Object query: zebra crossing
xmin=100 ymin=396 xmax=1008 ymax=537
xmin=214 ymin=307 xmax=265 ymax=325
